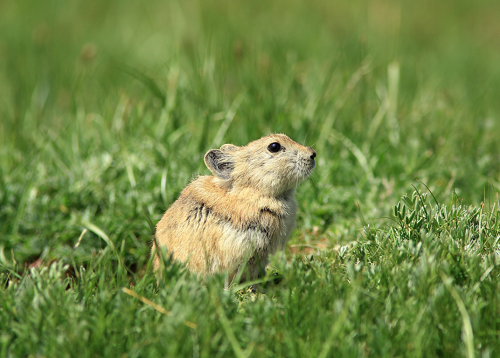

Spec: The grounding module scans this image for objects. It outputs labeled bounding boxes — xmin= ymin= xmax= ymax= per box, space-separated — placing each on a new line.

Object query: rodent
xmin=152 ymin=133 xmax=316 ymax=282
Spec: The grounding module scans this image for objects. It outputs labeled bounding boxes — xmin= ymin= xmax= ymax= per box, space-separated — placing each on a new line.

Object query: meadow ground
xmin=1 ymin=0 xmax=500 ymax=357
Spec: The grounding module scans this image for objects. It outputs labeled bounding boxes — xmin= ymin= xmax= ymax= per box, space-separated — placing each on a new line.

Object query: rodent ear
xmin=204 ymin=149 xmax=235 ymax=180
xmin=220 ymin=144 xmax=238 ymax=152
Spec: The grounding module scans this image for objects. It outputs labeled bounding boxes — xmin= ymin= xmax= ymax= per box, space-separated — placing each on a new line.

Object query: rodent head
xmin=204 ymin=134 xmax=316 ymax=197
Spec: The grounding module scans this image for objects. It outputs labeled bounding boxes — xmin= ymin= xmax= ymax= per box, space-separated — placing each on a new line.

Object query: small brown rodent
xmin=152 ymin=134 xmax=316 ymax=282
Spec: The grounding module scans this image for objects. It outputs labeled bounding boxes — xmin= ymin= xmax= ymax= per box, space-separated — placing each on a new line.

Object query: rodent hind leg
xmin=247 ymin=254 xmax=268 ymax=280
xmin=229 ymin=254 xmax=267 ymax=286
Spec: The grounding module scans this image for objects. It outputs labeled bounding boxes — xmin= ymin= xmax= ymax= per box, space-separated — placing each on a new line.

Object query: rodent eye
xmin=267 ymin=142 xmax=281 ymax=153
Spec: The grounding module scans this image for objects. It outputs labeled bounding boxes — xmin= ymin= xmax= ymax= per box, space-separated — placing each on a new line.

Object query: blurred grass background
xmin=1 ymin=0 xmax=499 ymax=264
xmin=0 ymin=1 xmax=500 ymax=262
xmin=1 ymin=0 xmax=500 ymax=356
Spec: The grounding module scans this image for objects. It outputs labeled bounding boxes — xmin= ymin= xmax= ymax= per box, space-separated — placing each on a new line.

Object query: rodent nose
xmin=310 ymin=150 xmax=317 ymax=159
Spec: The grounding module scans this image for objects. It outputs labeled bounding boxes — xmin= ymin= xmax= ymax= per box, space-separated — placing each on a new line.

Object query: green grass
xmin=1 ymin=0 xmax=500 ymax=356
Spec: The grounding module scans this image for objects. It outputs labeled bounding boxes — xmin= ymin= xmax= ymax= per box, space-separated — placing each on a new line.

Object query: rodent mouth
xmin=297 ymin=159 xmax=315 ymax=180
xmin=305 ymin=164 xmax=315 ymax=177
xmin=310 ymin=159 xmax=316 ymax=170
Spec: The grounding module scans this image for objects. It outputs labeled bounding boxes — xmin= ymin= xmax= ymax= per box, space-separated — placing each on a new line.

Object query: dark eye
xmin=267 ymin=142 xmax=281 ymax=153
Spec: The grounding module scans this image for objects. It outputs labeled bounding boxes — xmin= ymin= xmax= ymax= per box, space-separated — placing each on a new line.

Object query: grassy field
xmin=1 ymin=0 xmax=500 ymax=356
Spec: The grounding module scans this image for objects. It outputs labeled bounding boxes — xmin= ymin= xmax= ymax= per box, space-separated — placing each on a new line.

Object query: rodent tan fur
xmin=152 ymin=133 xmax=316 ymax=282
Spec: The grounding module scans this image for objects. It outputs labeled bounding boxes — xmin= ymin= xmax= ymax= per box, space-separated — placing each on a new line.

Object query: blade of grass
xmin=317 ymin=58 xmax=372 ymax=151
xmin=210 ymin=287 xmax=254 ymax=358
xmin=212 ymin=93 xmax=244 ymax=148
xmin=81 ymin=219 xmax=115 ymax=251
xmin=121 ymin=287 xmax=197 ymax=329
xmin=329 ymin=129 xmax=374 ymax=183
xmin=73 ymin=228 xmax=88 ymax=250
xmin=440 ymin=272 xmax=475 ymax=358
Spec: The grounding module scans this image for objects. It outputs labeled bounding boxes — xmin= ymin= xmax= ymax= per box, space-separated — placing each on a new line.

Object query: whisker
xmin=309 ymin=139 xmax=319 ymax=148
xmin=295 ymin=151 xmax=300 ymax=189
xmin=309 ymin=175 xmax=317 ymax=187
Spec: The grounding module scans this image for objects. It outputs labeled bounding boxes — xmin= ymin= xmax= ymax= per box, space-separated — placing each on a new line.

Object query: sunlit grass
xmin=1 ymin=0 xmax=500 ymax=356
